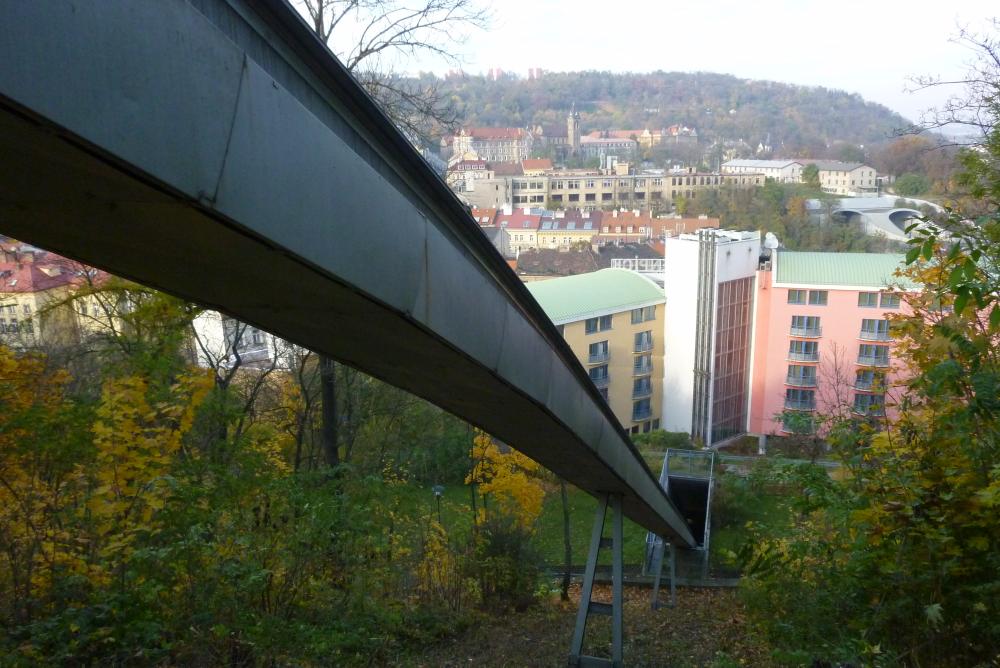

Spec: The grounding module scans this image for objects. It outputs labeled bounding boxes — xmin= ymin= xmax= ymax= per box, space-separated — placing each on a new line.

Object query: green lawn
xmin=397 ymin=465 xmax=791 ymax=575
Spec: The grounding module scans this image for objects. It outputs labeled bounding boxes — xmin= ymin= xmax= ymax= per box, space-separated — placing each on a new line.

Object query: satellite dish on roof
xmin=764 ymin=232 xmax=780 ymax=249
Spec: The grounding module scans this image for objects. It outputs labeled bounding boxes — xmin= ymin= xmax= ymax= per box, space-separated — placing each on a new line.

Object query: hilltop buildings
xmin=722 ymin=158 xmax=879 ymax=196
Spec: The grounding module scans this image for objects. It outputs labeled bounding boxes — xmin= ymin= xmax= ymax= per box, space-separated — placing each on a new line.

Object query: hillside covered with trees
xmin=429 ymin=70 xmax=911 ymax=155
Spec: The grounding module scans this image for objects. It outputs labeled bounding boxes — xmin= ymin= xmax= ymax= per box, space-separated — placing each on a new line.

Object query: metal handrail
xmin=632 ymin=386 xmax=652 ymax=399
xmin=785 ymin=375 xmax=817 ymax=387
xmin=588 ymin=351 xmax=610 ymax=364
xmin=787 ymin=351 xmax=819 ymax=362
xmin=790 ymin=326 xmax=822 ymax=337
xmin=784 ymin=399 xmax=816 ymax=410
xmin=857 ymin=355 xmax=890 ymax=367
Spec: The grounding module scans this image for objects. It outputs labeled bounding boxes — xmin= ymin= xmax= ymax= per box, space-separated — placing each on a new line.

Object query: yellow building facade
xmin=526 ymin=268 xmax=665 ymax=434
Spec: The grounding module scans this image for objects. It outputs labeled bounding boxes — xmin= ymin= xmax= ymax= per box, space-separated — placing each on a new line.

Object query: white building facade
xmin=662 ymin=229 xmax=761 ymax=446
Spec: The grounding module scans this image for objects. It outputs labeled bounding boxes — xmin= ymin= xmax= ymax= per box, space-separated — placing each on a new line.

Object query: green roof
xmin=525 ymin=268 xmax=664 ymax=324
xmin=775 ymin=251 xmax=919 ymax=290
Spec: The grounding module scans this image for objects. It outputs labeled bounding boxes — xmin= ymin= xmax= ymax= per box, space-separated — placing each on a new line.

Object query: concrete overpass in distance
xmin=0 ymin=0 xmax=696 ymax=552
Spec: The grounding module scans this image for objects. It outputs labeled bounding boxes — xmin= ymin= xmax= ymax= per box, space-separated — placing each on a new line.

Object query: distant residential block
xmin=748 ymin=250 xmax=915 ymax=436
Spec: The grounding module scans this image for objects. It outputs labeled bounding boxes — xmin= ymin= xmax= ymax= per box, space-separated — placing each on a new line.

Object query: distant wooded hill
xmin=430 ymin=71 xmax=910 ymax=155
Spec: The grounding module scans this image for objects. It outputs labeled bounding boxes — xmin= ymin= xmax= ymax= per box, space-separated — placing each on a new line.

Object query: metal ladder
xmin=568 ymin=492 xmax=624 ymax=667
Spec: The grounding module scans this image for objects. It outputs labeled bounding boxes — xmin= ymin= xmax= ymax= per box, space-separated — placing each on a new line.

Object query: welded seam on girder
xmin=206 ymin=53 xmax=249 ymax=207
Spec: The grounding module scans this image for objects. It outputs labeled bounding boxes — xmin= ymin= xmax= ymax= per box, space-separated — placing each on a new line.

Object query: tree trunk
xmin=319 ymin=354 xmax=339 ymax=468
xmin=560 ymin=479 xmax=572 ymax=601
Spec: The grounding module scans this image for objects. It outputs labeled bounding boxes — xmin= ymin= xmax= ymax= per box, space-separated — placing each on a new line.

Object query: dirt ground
xmin=407 ymin=584 xmax=775 ymax=667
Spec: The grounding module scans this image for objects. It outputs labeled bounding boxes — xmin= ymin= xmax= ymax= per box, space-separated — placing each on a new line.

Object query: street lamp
xmin=431 ymin=485 xmax=445 ymax=525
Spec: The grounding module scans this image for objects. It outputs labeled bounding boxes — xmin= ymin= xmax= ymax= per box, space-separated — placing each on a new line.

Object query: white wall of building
xmin=662 ymin=231 xmax=761 ymax=439
xmin=662 ymin=238 xmax=700 ymax=434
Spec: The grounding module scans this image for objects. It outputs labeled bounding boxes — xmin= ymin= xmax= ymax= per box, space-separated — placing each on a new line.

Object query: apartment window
xmin=634 ymin=354 xmax=653 ymax=374
xmin=787 ymin=289 xmax=806 ymax=304
xmin=21 ymin=304 xmax=30 ymax=315
xmin=589 ymin=364 xmax=609 ymax=385
xmin=551 ymin=194 xmax=563 ymax=202
xmin=790 ymin=315 xmax=821 ymax=336
xmin=602 ymin=193 xmax=613 ymax=201
xmin=855 ymin=369 xmax=885 ymax=391
xmin=619 ymin=180 xmax=629 ymax=187
xmin=634 ymin=330 xmax=653 ymax=352
xmin=5 ymin=304 xmax=14 ymax=314
xmin=585 ymin=315 xmax=612 ymax=334
xmin=633 ymin=376 xmax=652 ymax=398
xmin=588 ymin=340 xmax=610 ymax=363
xmin=602 ymin=180 xmax=613 ymax=188
xmin=860 ymin=318 xmax=890 ymax=340
xmin=853 ymin=393 xmax=885 ymax=416
xmin=808 ymin=290 xmax=828 ymax=305
xmin=553 ymin=181 xmax=564 ymax=189
xmin=858 ymin=291 xmax=878 ymax=308
xmin=632 ymin=398 xmax=652 ymax=421
xmin=631 ymin=308 xmax=643 ymax=324
xmin=643 ymin=305 xmax=655 ymax=321
xmin=585 ymin=193 xmax=596 ymax=202
xmin=567 ymin=180 xmax=580 ymax=189
xmin=858 ymin=344 xmax=890 ymax=366
xmin=880 ymin=292 xmax=901 ymax=309
xmin=785 ymin=388 xmax=816 ymax=410
xmin=586 ymin=180 xmax=595 ymax=188
xmin=787 ymin=364 xmax=817 ymax=386
xmin=569 ymin=194 xmax=579 ymax=202
xmin=788 ymin=339 xmax=819 ymax=361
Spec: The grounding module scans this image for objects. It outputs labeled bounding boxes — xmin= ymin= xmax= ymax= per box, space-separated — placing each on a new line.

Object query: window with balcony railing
xmin=788 ymin=339 xmax=819 ymax=362
xmin=786 ymin=364 xmax=817 ymax=387
xmin=634 ymin=330 xmax=653 ymax=353
xmin=589 ymin=364 xmax=609 ymax=388
xmin=588 ymin=340 xmax=609 ymax=364
xmin=633 ymin=377 xmax=652 ymax=399
xmin=858 ymin=343 xmax=890 ymax=366
xmin=785 ymin=387 xmax=816 ymax=411
xmin=853 ymin=393 xmax=885 ymax=416
xmin=855 ymin=370 xmax=885 ymax=392
xmin=860 ymin=318 xmax=890 ymax=340
xmin=632 ymin=397 xmax=652 ymax=421
xmin=633 ymin=354 xmax=653 ymax=375
xmin=790 ymin=315 xmax=821 ymax=337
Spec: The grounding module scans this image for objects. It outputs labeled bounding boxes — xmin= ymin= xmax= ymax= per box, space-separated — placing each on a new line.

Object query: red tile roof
xmin=470 ymin=207 xmax=498 ymax=226
xmin=488 ymin=162 xmax=524 ymax=176
xmin=495 ymin=209 xmax=542 ymax=230
xmin=0 ymin=242 xmax=110 ymax=293
xmin=521 ymin=158 xmax=553 ymax=171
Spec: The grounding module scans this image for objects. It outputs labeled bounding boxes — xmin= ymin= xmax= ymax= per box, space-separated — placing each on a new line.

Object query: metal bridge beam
xmin=0 ymin=0 xmax=694 ymax=547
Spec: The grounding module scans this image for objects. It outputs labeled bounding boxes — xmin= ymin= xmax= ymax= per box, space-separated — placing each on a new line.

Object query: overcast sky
xmin=401 ymin=0 xmax=996 ymax=124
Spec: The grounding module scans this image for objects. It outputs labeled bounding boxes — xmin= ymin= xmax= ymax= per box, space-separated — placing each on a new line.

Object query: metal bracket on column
xmin=648 ymin=536 xmax=676 ymax=610
xmin=568 ymin=492 xmax=623 ymax=668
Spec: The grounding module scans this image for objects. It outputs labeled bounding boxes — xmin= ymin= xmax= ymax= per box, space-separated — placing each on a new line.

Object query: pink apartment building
xmin=749 ymin=250 xmax=917 ymax=437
